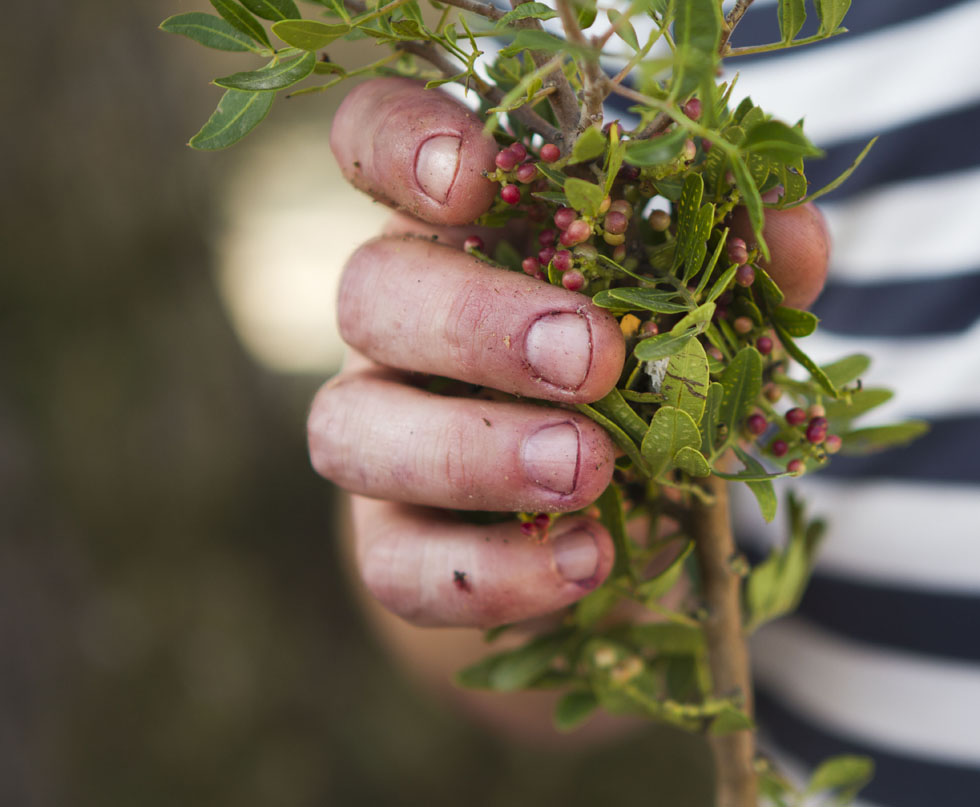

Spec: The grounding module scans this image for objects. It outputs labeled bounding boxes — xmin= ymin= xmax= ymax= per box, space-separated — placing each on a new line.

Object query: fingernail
xmin=415 ymin=134 xmax=461 ymax=204
xmin=521 ymin=422 xmax=580 ymax=495
xmin=553 ymin=528 xmax=598 ymax=582
xmin=524 ymin=312 xmax=592 ymax=390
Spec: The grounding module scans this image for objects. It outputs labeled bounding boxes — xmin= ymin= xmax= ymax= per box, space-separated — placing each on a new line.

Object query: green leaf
xmin=717 ymin=347 xmax=763 ymax=450
xmin=575 ymin=584 xmax=621 ymax=629
xmin=742 ymin=120 xmax=823 ymax=162
xmin=824 ymin=388 xmax=893 ymax=421
xmin=240 ymin=0 xmax=300 ymax=21
xmin=682 ymin=203 xmax=714 ymax=283
xmin=733 ymin=447 xmax=778 ymax=522
xmin=624 ymin=127 xmax=688 ymax=166
xmin=575 ymin=404 xmax=650 ymax=475
xmin=839 ymin=421 xmax=929 ymax=455
xmin=628 ymin=622 xmax=704 ymax=654
xmin=607 ymin=9 xmax=639 ymax=50
xmin=819 ymin=353 xmax=870 ymax=388
xmin=700 ymin=382 xmax=723 ymax=456
xmin=672 ymin=174 xmax=703 ymax=271
xmin=672 ymin=303 xmax=715 ymax=337
xmin=704 ymin=262 xmax=738 ymax=304
xmin=159 ymin=12 xmax=257 ymax=52
xmin=662 ymin=337 xmax=709 ymax=423
xmin=271 ymin=19 xmax=350 ymax=49
xmin=642 ymin=406 xmax=701 ymax=478
xmin=570 ymin=125 xmax=607 ymax=164
xmin=636 ymin=540 xmax=694 ymax=601
xmin=592 ymin=389 xmax=648 ymax=445
xmin=673 ymin=445 xmax=711 ymax=477
xmin=807 ymin=755 xmax=874 ymax=802
xmin=752 ymin=265 xmax=784 ymax=309
xmin=775 ymin=325 xmax=839 ymax=398
xmin=209 ymin=0 xmax=271 ymax=47
xmin=731 ymin=156 xmax=767 ymax=259
xmin=778 ymin=0 xmax=806 ymax=42
xmin=634 ymin=331 xmax=695 ymax=362
xmin=564 ymin=178 xmax=606 ymax=217
xmin=815 ymin=0 xmax=851 ymax=36
xmin=593 ymin=288 xmax=690 ymax=314
xmin=554 ymin=691 xmax=599 ymax=732
xmin=499 ymin=29 xmax=587 ymax=58
xmin=672 ymin=0 xmax=722 ymax=99
xmin=189 ymin=89 xmax=275 ymax=150
xmin=772 ymin=305 xmax=819 ymax=337
xmin=595 ymin=481 xmax=633 ymax=580
xmin=711 ymin=704 xmax=755 ymax=735
xmin=215 ymin=51 xmax=315 ymax=90
xmin=796 ymin=137 xmax=877 ymax=206
xmin=497 ymin=2 xmax=558 ymax=25
xmin=313 ymin=59 xmax=346 ymax=75
xmin=455 ymin=632 xmax=570 ymax=692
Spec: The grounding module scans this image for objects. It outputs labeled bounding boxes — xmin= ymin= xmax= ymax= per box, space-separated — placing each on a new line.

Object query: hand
xmin=307 ymin=77 xmax=831 ymax=633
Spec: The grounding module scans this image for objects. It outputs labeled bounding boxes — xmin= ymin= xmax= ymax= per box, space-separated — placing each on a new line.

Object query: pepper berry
xmin=500 ymin=184 xmax=521 ymax=205
xmin=805 ymin=416 xmax=829 ymax=444
xmin=746 ymin=413 xmax=768 ymax=435
xmin=562 ymin=271 xmax=585 ymax=291
xmin=735 ymin=264 xmax=756 ymax=287
xmin=785 ymin=407 xmax=807 ymax=426
xmin=462 ymin=235 xmax=484 ymax=253
xmin=540 ymin=143 xmax=560 ymax=163
xmin=770 ymin=439 xmax=789 ymax=457
xmin=757 ymin=335 xmax=774 ymax=355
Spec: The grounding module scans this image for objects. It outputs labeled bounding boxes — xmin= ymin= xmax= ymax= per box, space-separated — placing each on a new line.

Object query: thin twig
xmin=720 ymin=0 xmax=754 ymax=54
xmin=438 ymin=0 xmax=504 ymax=22
xmin=555 ymin=0 xmax=605 ymax=132
xmin=691 ymin=476 xmax=757 ymax=807
xmin=509 ymin=0 xmax=579 ymax=139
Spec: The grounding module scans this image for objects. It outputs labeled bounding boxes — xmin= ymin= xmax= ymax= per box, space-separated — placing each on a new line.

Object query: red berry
xmin=728 ymin=237 xmax=749 ymax=266
xmin=735 ymin=264 xmax=756 ymax=287
xmin=604 ymin=210 xmax=629 ymax=235
xmin=786 ymin=407 xmax=807 ymax=426
xmin=519 ymin=522 xmax=536 ymax=536
xmin=540 ymin=143 xmax=560 ymax=163
xmin=538 ymin=246 xmax=556 ymax=265
xmin=495 ymin=149 xmax=519 ymax=171
xmin=562 ymin=271 xmax=585 ymax=291
xmin=771 ymin=439 xmax=788 ymax=457
xmin=509 ymin=142 xmax=527 ymax=162
xmin=500 ymin=184 xmax=521 ymax=205
xmin=554 ymin=206 xmax=576 ymax=230
xmin=701 ymin=138 xmax=712 ymax=152
xmin=787 ymin=458 xmax=805 ymax=475
xmin=553 ymin=250 xmax=572 ymax=273
xmin=533 ymin=513 xmax=550 ymax=529
xmin=522 ymin=256 xmax=540 ymax=275
xmin=746 ymin=413 xmax=768 ymax=436
xmin=462 ymin=235 xmax=484 ymax=253
xmin=683 ymin=98 xmax=702 ymax=121
xmin=757 ymin=335 xmax=774 ymax=355
xmin=538 ymin=228 xmax=557 ymax=246
xmin=641 ymin=320 xmax=659 ymax=336
xmin=516 ymin=162 xmax=538 ymax=183
xmin=617 ymin=164 xmax=640 ymax=181
xmin=560 ymin=219 xmax=591 ymax=246
xmin=806 ymin=416 xmax=829 ymax=444
xmin=825 ymin=434 xmax=842 ymax=454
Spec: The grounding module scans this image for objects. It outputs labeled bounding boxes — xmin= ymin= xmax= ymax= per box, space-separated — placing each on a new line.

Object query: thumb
xmin=330 ymin=77 xmax=499 ymax=227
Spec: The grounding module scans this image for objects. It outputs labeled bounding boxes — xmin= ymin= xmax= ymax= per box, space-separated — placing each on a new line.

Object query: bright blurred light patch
xmin=217 ymin=123 xmax=390 ymax=374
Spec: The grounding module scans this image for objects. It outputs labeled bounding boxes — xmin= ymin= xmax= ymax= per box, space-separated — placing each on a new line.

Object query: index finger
xmin=330 ymin=77 xmax=499 ymax=227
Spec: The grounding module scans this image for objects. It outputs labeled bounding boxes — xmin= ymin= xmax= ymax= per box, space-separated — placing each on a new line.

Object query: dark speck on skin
xmin=352 ymin=161 xmax=360 ymax=168
xmin=453 ymin=570 xmax=471 ymax=593
xmin=482 ymin=418 xmax=492 ymax=427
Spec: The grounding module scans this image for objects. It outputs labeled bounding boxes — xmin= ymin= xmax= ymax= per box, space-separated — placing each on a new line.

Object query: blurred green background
xmin=1 ymin=1 xmax=711 ymax=804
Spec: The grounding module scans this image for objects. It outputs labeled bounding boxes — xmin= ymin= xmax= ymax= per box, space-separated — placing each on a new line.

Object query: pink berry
xmin=540 ymin=143 xmax=560 ymax=163
xmin=682 ymin=139 xmax=697 ymax=162
xmin=522 ymin=256 xmax=540 ymax=275
xmin=516 ymin=162 xmax=538 ymax=183
xmin=500 ymin=184 xmax=521 ymax=205
xmin=532 ymin=512 xmax=550 ymax=529
xmin=733 ymin=316 xmax=754 ymax=335
xmin=787 ymin=458 xmax=805 ymax=476
xmin=562 ymin=270 xmax=585 ymax=291
xmin=735 ymin=264 xmax=756 ymax=287
xmin=809 ymin=404 xmax=826 ymax=418
xmin=825 ymin=434 xmax=842 ymax=454
xmin=604 ymin=210 xmax=629 ymax=235
xmin=746 ymin=413 xmax=768 ymax=436
xmin=560 ymin=219 xmax=591 ymax=246
xmin=728 ymin=237 xmax=749 ymax=266
xmin=757 ymin=335 xmax=774 ymax=355
xmin=641 ymin=321 xmax=659 ymax=336
xmin=683 ymin=98 xmax=702 ymax=121
xmin=519 ymin=522 xmax=536 ymax=536
xmin=805 ymin=416 xmax=829 ymax=444
xmin=609 ymin=200 xmax=633 ymax=216
xmin=553 ymin=250 xmax=572 ymax=273
xmin=538 ymin=246 xmax=556 ymax=265
xmin=786 ymin=408 xmax=807 ymax=426
xmin=462 ymin=235 xmax=484 ymax=253
xmin=771 ymin=439 xmax=788 ymax=457
xmin=554 ymin=206 xmax=576 ymax=230
xmin=509 ymin=142 xmax=527 ymax=162
xmin=701 ymin=138 xmax=712 ymax=152
xmin=612 ymin=244 xmax=627 ymax=262
xmin=706 ymin=346 xmax=724 ymax=361
xmin=495 ymin=149 xmax=519 ymax=171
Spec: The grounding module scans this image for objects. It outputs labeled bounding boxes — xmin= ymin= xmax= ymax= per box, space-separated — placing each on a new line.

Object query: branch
xmin=438 ymin=0 xmax=504 ymax=22
xmin=691 ymin=476 xmax=757 ymax=807
xmin=509 ymin=0 xmax=580 ymax=139
xmin=720 ymin=0 xmax=754 ymax=54
xmin=555 ymin=0 xmax=605 ymax=132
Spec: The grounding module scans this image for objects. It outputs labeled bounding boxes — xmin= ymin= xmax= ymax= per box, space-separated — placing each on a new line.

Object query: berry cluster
xmin=744 ymin=403 xmax=842 ymax=476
